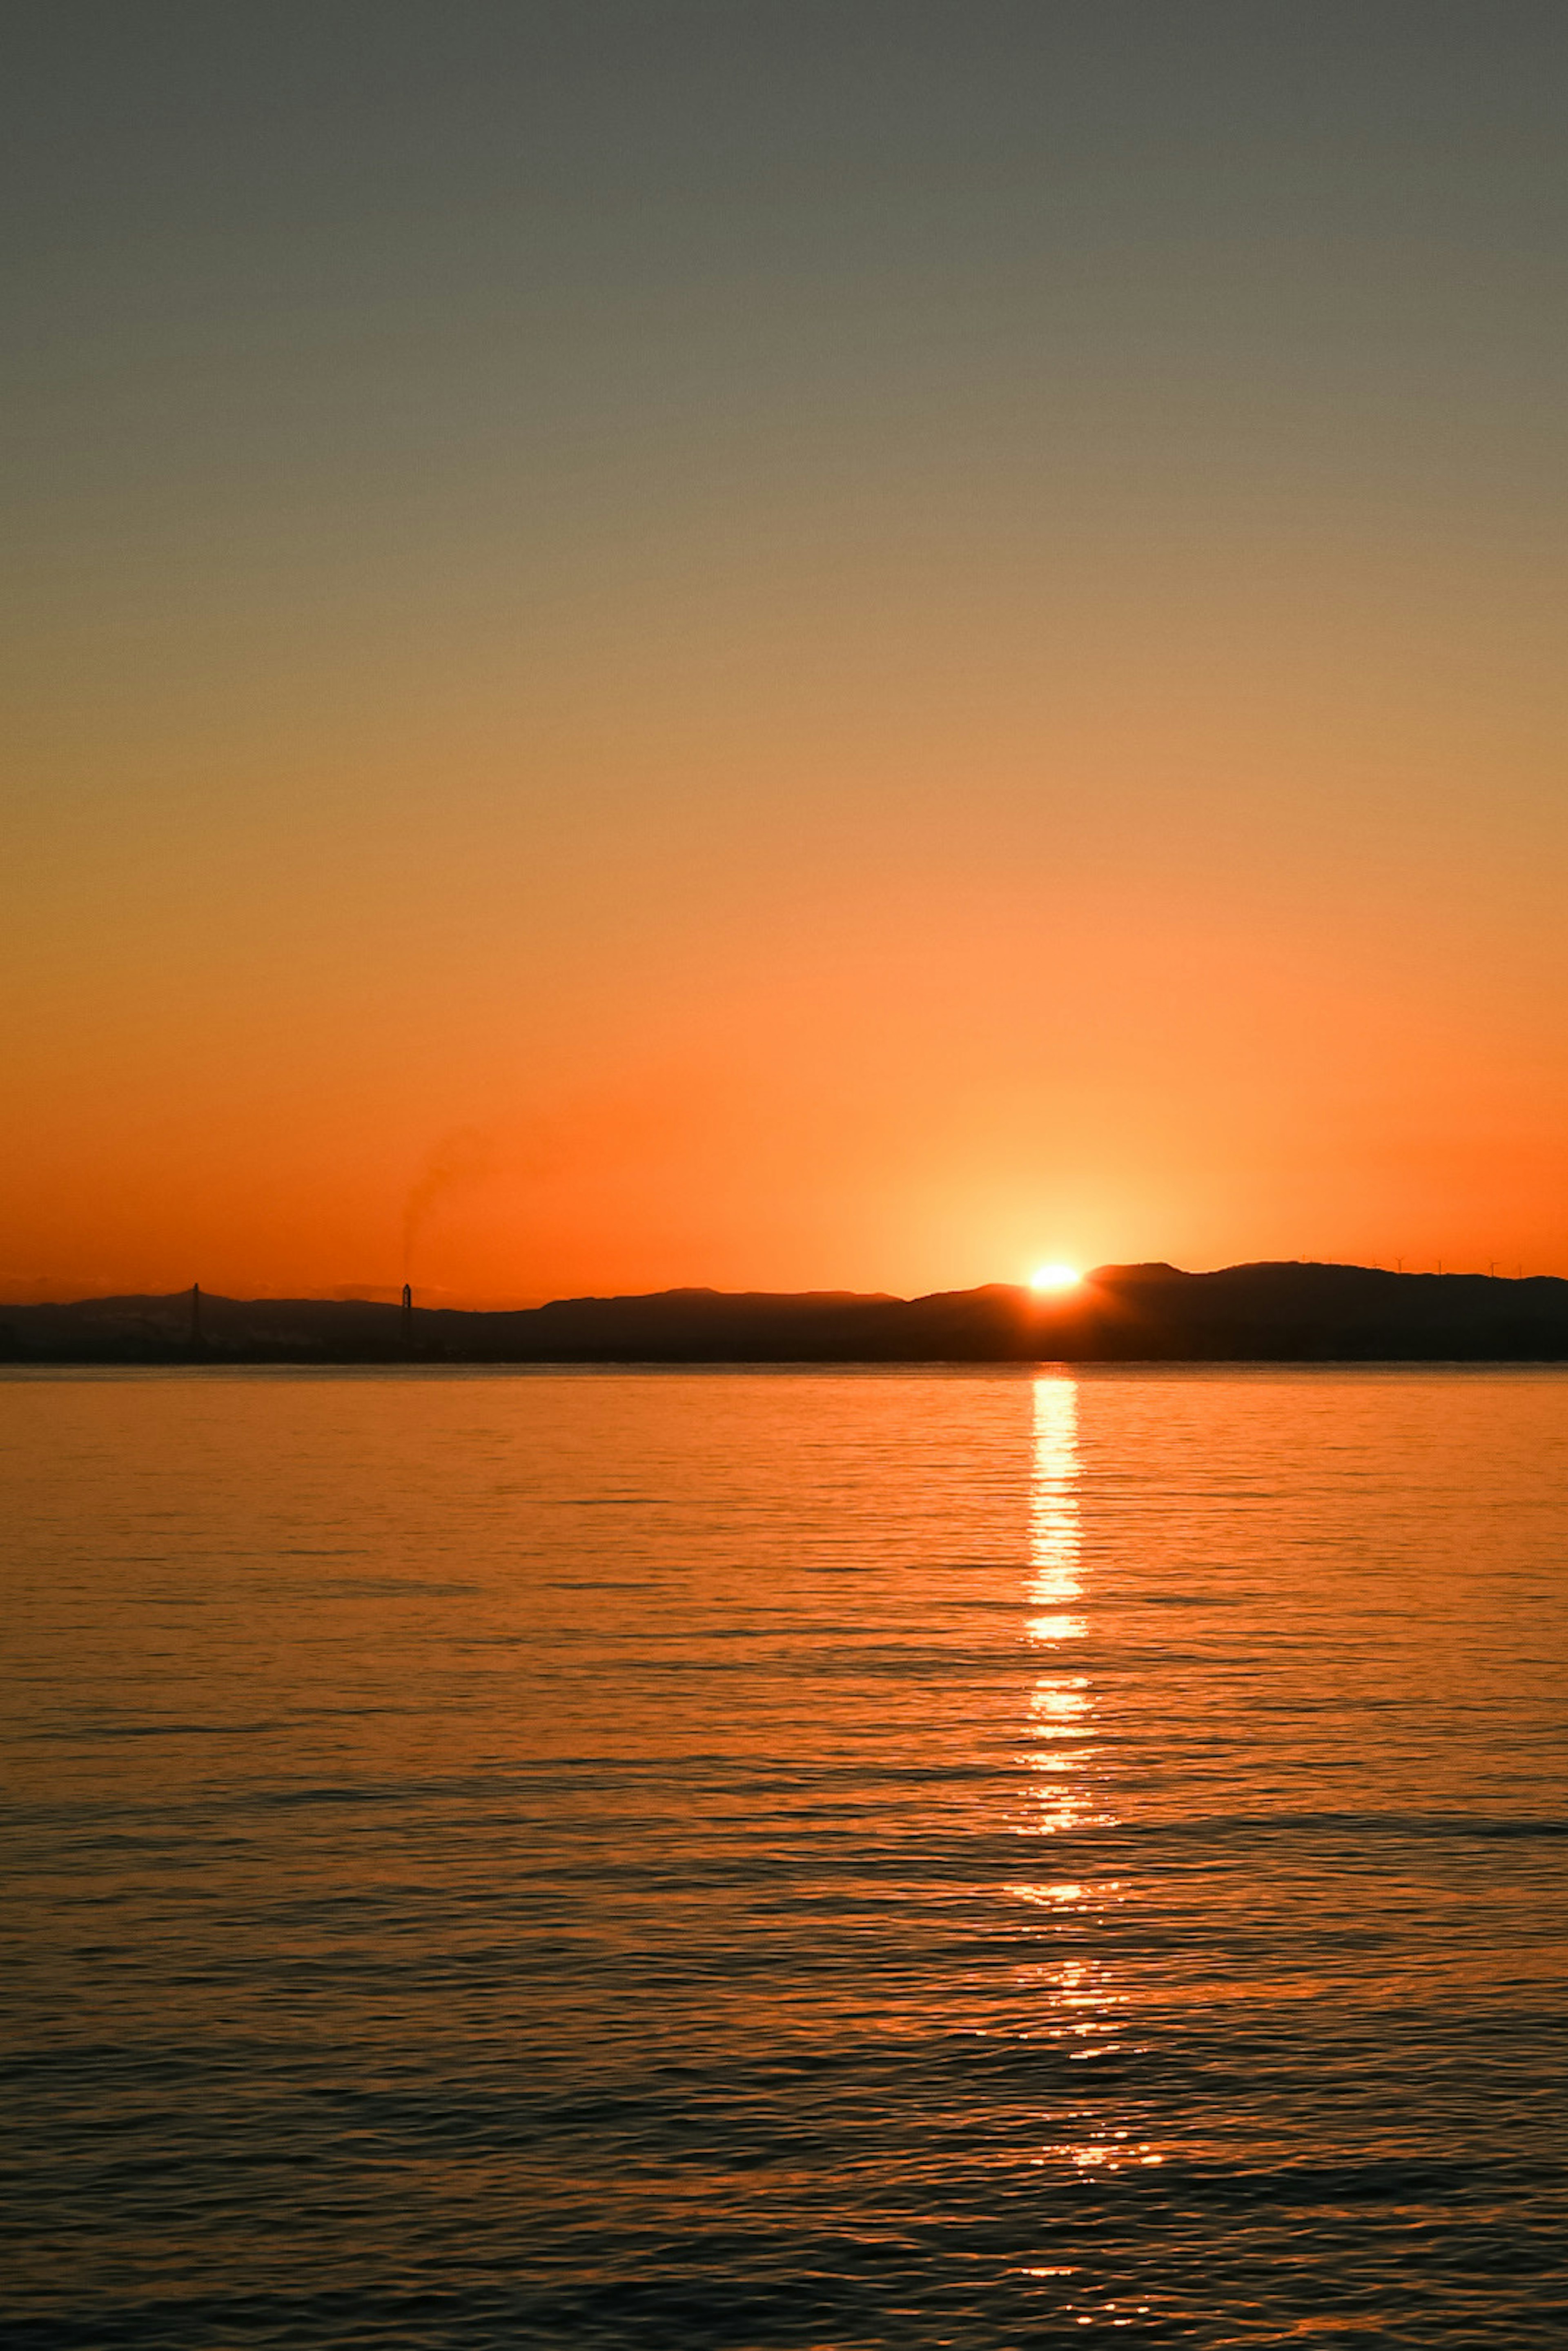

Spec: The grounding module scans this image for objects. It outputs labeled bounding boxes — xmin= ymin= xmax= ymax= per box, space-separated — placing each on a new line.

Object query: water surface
xmin=4 ymin=1365 xmax=1566 ymax=2345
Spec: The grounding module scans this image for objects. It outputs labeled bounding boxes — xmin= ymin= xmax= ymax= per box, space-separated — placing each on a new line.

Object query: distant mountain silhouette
xmin=4 ymin=1263 xmax=1567 ymax=1362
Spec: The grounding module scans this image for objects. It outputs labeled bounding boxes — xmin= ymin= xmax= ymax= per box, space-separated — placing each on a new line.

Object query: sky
xmin=4 ymin=0 xmax=1566 ymax=1303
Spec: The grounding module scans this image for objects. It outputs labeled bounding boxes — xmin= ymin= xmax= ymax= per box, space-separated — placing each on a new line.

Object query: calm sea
xmin=4 ymin=1365 xmax=1566 ymax=2347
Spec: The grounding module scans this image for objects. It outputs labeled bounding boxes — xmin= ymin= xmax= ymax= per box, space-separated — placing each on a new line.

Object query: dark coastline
xmin=5 ymin=1262 xmax=1568 ymax=1365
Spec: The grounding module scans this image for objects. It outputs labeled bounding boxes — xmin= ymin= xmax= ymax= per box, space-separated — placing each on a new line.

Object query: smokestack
xmin=190 ymin=1282 xmax=203 ymax=1348
xmin=401 ymin=1282 xmax=413 ymax=1345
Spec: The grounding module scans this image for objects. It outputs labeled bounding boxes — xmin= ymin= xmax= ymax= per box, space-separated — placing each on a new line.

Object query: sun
xmin=1029 ymin=1263 xmax=1082 ymax=1293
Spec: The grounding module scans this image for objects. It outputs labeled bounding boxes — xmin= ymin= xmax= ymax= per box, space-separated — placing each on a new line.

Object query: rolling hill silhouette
xmin=4 ymin=1263 xmax=1567 ymax=1363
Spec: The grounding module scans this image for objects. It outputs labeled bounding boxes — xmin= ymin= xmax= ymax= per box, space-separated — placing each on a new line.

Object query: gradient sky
xmin=5 ymin=1 xmax=1566 ymax=1302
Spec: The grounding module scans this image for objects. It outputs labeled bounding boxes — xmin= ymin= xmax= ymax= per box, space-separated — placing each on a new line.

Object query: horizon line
xmin=6 ymin=1257 xmax=1561 ymax=1314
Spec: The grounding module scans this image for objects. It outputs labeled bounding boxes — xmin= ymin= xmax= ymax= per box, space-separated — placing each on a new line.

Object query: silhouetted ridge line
xmin=3 ymin=1263 xmax=1567 ymax=1363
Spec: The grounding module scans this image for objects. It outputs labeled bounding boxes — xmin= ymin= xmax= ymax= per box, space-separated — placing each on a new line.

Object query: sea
xmin=4 ymin=1364 xmax=1566 ymax=2348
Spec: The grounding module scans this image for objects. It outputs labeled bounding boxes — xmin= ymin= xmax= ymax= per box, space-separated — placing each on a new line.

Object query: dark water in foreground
xmin=4 ymin=1366 xmax=1566 ymax=2348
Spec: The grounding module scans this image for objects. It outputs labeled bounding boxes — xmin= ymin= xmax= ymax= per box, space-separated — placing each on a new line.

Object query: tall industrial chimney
xmin=190 ymin=1282 xmax=203 ymax=1347
xmin=401 ymin=1282 xmax=413 ymax=1345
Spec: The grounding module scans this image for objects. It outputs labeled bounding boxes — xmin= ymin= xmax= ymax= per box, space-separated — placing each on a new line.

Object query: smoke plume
xmin=402 ymin=1127 xmax=497 ymax=1281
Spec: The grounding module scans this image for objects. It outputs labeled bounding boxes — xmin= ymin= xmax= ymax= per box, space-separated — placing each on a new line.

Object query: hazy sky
xmin=6 ymin=1 xmax=1566 ymax=1301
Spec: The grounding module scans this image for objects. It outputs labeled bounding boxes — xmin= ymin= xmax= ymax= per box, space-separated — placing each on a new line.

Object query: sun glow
xmin=1030 ymin=1263 xmax=1082 ymax=1292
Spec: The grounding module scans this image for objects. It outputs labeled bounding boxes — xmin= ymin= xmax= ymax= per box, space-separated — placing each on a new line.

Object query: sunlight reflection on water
xmin=1022 ymin=1377 xmax=1111 ymax=1849
xmin=1017 ymin=1378 xmax=1156 ymax=2181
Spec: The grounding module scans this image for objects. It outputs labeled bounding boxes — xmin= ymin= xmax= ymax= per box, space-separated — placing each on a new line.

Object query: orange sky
xmin=5 ymin=4 xmax=1566 ymax=1302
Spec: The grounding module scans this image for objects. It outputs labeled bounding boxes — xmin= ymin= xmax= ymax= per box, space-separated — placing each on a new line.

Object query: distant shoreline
xmin=6 ymin=1263 xmax=1568 ymax=1365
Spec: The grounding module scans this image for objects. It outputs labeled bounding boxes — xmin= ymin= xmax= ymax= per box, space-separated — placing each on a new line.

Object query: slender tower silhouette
xmin=189 ymin=1282 xmax=203 ymax=1347
xmin=401 ymin=1282 xmax=413 ymax=1345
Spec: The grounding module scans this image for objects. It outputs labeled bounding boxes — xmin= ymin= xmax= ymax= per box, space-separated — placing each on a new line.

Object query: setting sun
xmin=1030 ymin=1264 xmax=1082 ymax=1293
